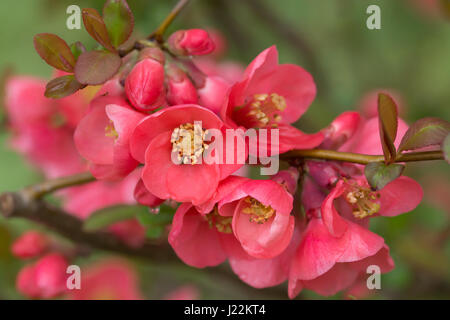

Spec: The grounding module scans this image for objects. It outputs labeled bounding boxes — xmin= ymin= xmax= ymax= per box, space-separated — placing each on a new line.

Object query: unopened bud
xmin=12 ymin=231 xmax=49 ymax=259
xmin=33 ymin=253 xmax=69 ymax=299
xmin=168 ymin=29 xmax=215 ymax=56
xmin=125 ymin=59 xmax=166 ymax=112
xmin=166 ymin=63 xmax=198 ymax=105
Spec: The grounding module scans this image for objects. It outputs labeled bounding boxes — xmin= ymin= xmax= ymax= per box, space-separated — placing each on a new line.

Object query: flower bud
xmin=168 ymin=29 xmax=215 ymax=56
xmin=271 ymin=167 xmax=299 ymax=195
xmin=125 ymin=59 xmax=166 ymax=112
xmin=12 ymin=231 xmax=49 ymax=259
xmin=166 ymin=63 xmax=198 ymax=105
xmin=33 ymin=253 xmax=69 ymax=299
xmin=16 ymin=265 xmax=40 ymax=298
xmin=307 ymin=161 xmax=339 ymax=188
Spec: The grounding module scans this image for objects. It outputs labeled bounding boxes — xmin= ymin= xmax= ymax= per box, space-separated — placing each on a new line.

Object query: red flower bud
xmin=166 ymin=63 xmax=198 ymax=105
xmin=168 ymin=29 xmax=215 ymax=56
xmin=33 ymin=253 xmax=69 ymax=299
xmin=16 ymin=265 xmax=40 ymax=298
xmin=12 ymin=231 xmax=50 ymax=259
xmin=125 ymin=59 xmax=166 ymax=112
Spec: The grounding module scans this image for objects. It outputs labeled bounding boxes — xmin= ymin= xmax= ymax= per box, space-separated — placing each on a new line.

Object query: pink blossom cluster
xmin=5 ymin=28 xmax=423 ymax=298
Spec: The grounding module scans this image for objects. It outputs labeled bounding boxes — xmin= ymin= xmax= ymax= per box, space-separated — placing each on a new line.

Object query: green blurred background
xmin=0 ymin=0 xmax=449 ymax=299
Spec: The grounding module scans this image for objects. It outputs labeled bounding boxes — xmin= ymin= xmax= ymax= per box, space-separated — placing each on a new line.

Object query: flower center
xmin=105 ymin=120 xmax=118 ymax=140
xmin=344 ymin=182 xmax=380 ymax=219
xmin=204 ymin=206 xmax=233 ymax=234
xmin=234 ymin=93 xmax=286 ymax=128
xmin=171 ymin=123 xmax=209 ymax=165
xmin=242 ymin=197 xmax=275 ymax=224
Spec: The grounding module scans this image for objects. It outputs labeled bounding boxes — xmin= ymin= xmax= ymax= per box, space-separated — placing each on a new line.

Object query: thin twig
xmin=0 ymin=190 xmax=287 ymax=299
xmin=281 ymin=149 xmax=444 ymax=165
xmin=149 ymin=0 xmax=191 ymax=43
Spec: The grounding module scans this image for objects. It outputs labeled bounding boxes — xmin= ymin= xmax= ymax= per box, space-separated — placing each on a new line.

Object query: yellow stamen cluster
xmin=247 ymin=93 xmax=287 ymax=128
xmin=105 ymin=120 xmax=119 ymax=139
xmin=204 ymin=206 xmax=233 ymax=234
xmin=242 ymin=197 xmax=275 ymax=224
xmin=170 ymin=123 xmax=209 ymax=165
xmin=345 ymin=184 xmax=381 ymax=219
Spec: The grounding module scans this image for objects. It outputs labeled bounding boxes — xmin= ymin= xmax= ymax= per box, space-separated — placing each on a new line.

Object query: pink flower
xmin=197 ymin=75 xmax=231 ymax=114
xmin=125 ymin=58 xmax=166 ymax=112
xmin=221 ymin=46 xmax=323 ymax=154
xmin=288 ymin=215 xmax=394 ymax=298
xmin=5 ymin=76 xmax=88 ymax=178
xmin=12 ymin=231 xmax=49 ymax=259
xmin=220 ymin=179 xmax=295 ymax=259
xmin=168 ymin=29 xmax=215 ymax=56
xmin=130 ymin=105 xmax=244 ymax=205
xmin=169 ymin=171 xmax=295 ymax=270
xmin=74 ymin=96 xmax=145 ymax=180
xmin=166 ymin=63 xmax=198 ymax=105
xmin=68 ymin=259 xmax=142 ymax=300
xmin=17 ymin=253 xmax=69 ymax=299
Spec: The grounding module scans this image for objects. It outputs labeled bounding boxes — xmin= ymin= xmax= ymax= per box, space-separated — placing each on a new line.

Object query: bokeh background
xmin=0 ymin=0 xmax=449 ymax=299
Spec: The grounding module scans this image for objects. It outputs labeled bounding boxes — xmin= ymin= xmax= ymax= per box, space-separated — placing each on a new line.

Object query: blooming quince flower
xmin=130 ymin=104 xmax=245 ymax=205
xmin=221 ymin=46 xmax=323 ymax=154
xmin=74 ymin=95 xmax=146 ymax=180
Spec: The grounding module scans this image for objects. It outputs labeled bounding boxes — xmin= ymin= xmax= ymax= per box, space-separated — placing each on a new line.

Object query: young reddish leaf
xmin=378 ymin=93 xmax=398 ymax=163
xmin=45 ymin=75 xmax=85 ymax=99
xmin=398 ymin=118 xmax=450 ymax=152
xmin=70 ymin=41 xmax=86 ymax=60
xmin=33 ymin=33 xmax=76 ymax=72
xmin=103 ymin=0 xmax=134 ymax=48
xmin=364 ymin=162 xmax=405 ymax=191
xmin=82 ymin=8 xmax=116 ymax=52
xmin=443 ymin=134 xmax=450 ymax=164
xmin=74 ymin=50 xmax=121 ymax=85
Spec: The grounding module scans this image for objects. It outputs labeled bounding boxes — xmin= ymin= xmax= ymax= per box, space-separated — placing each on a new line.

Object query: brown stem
xmin=149 ymin=0 xmax=191 ymax=43
xmin=21 ymin=172 xmax=95 ymax=200
xmin=0 ymin=190 xmax=286 ymax=299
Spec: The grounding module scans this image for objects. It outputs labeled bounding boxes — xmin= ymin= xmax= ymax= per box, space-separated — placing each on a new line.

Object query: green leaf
xmin=83 ymin=205 xmax=147 ymax=232
xmin=364 ymin=162 xmax=405 ymax=190
xmin=137 ymin=204 xmax=175 ymax=226
xmin=378 ymin=93 xmax=398 ymax=163
xmin=44 ymin=75 xmax=85 ymax=99
xmin=145 ymin=225 xmax=164 ymax=239
xmin=82 ymin=8 xmax=116 ymax=52
xmin=74 ymin=50 xmax=121 ymax=85
xmin=398 ymin=117 xmax=450 ymax=152
xmin=103 ymin=0 xmax=134 ymax=48
xmin=33 ymin=33 xmax=76 ymax=72
xmin=70 ymin=41 xmax=86 ymax=60
xmin=443 ymin=133 xmax=450 ymax=164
